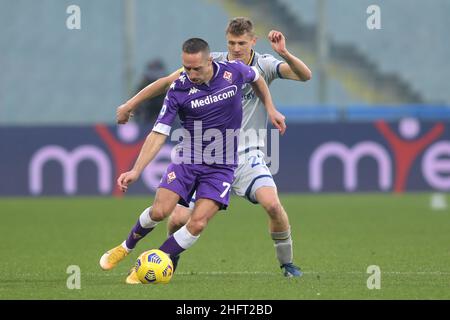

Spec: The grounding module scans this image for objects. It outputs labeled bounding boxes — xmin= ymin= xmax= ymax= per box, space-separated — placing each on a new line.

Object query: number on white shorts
xmin=220 ymin=182 xmax=231 ymax=198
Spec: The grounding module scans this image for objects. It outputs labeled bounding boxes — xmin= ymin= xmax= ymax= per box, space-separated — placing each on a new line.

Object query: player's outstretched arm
xmin=117 ymin=131 xmax=167 ymax=192
xmin=268 ymin=30 xmax=312 ymax=81
xmin=250 ymin=77 xmax=287 ymax=135
xmin=116 ymin=70 xmax=180 ymax=124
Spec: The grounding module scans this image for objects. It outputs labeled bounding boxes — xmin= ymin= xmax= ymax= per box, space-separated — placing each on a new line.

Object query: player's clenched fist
xmin=117 ymin=170 xmax=139 ymax=192
xmin=116 ymin=103 xmax=134 ymax=124
xmin=267 ymin=30 xmax=287 ymax=55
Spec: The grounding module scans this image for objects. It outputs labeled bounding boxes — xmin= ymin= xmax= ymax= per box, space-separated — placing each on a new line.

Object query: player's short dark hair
xmin=226 ymin=17 xmax=255 ymax=37
xmin=182 ymin=38 xmax=210 ymax=55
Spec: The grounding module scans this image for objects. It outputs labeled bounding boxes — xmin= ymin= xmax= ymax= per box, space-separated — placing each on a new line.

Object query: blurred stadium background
xmin=1 ymin=0 xmax=450 ymax=299
xmin=2 ymin=0 xmax=450 ymax=124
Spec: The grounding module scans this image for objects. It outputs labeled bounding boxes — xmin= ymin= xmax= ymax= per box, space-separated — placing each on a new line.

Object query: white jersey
xmin=211 ymin=51 xmax=284 ymax=153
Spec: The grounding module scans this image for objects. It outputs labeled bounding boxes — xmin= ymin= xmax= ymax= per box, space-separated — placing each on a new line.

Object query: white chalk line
xmin=6 ymin=270 xmax=450 ymax=278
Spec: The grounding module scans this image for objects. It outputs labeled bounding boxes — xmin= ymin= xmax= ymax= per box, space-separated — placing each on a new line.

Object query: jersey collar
xmin=226 ymin=49 xmax=255 ymax=66
xmin=247 ymin=49 xmax=255 ymax=66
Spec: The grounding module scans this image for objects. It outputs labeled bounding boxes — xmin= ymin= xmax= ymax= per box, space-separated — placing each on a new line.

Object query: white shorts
xmin=232 ymin=148 xmax=276 ymax=203
xmin=181 ymin=148 xmax=276 ymax=209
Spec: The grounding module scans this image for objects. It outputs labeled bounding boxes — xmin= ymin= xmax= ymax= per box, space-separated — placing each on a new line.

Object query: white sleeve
xmin=152 ymin=123 xmax=171 ymax=136
xmin=250 ymin=66 xmax=260 ymax=82
xmin=256 ymin=54 xmax=284 ymax=83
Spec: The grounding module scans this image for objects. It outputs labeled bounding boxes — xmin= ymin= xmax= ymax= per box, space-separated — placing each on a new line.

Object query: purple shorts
xmin=158 ymin=163 xmax=235 ymax=210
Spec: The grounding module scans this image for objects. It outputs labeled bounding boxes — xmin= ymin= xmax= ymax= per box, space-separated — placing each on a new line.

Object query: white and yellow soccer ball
xmin=135 ymin=249 xmax=174 ymax=284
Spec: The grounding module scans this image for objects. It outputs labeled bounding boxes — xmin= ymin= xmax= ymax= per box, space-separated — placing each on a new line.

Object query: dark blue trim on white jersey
xmin=239 ymin=146 xmax=261 ymax=155
xmin=276 ymin=62 xmax=284 ymax=79
xmin=245 ymin=174 xmax=274 ymax=204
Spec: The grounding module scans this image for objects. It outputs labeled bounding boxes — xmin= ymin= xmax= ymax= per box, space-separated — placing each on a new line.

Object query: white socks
xmin=271 ymin=228 xmax=293 ymax=265
xmin=139 ymin=207 xmax=159 ymax=229
xmin=173 ymin=225 xmax=200 ymax=249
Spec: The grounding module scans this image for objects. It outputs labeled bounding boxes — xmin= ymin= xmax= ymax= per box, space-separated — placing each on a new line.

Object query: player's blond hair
xmin=226 ymin=17 xmax=255 ymax=37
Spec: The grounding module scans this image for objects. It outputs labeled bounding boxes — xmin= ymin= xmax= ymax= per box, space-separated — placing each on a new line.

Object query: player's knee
xmin=187 ymin=218 xmax=208 ymax=235
xmin=150 ymin=205 xmax=169 ymax=221
xmin=263 ymin=201 xmax=284 ymax=218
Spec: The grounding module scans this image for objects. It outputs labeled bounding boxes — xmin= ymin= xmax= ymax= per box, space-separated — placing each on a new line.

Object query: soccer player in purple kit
xmin=115 ymin=18 xmax=310 ymax=278
xmin=99 ymin=38 xmax=285 ymax=283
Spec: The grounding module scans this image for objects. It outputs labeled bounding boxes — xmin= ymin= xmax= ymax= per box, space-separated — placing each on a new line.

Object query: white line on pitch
xmin=7 ymin=271 xmax=450 ymax=278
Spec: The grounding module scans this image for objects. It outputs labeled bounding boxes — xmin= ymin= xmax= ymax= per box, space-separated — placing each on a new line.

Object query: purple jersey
xmin=153 ymin=60 xmax=259 ymax=166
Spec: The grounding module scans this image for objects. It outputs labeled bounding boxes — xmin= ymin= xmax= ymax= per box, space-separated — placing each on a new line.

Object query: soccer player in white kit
xmin=116 ymin=18 xmax=311 ymax=277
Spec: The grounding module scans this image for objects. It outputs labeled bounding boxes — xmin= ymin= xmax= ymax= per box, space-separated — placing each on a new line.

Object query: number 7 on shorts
xmin=220 ymin=182 xmax=231 ymax=198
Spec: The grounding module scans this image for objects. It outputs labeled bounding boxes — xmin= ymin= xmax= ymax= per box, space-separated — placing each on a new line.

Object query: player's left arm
xmin=234 ymin=61 xmax=287 ymax=134
xmin=250 ymin=76 xmax=286 ymax=135
xmin=268 ymin=30 xmax=312 ymax=81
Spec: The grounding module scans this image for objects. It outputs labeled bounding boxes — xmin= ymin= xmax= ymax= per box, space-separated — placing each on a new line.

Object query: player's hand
xmin=269 ymin=110 xmax=287 ymax=135
xmin=268 ymin=30 xmax=287 ymax=55
xmin=117 ymin=170 xmax=139 ymax=193
xmin=116 ymin=103 xmax=134 ymax=125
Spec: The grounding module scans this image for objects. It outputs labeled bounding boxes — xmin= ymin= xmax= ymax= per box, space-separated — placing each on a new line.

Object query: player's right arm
xmin=117 ymin=86 xmax=180 ymax=192
xmin=116 ymin=69 xmax=181 ymax=124
xmin=117 ymin=131 xmax=167 ymax=192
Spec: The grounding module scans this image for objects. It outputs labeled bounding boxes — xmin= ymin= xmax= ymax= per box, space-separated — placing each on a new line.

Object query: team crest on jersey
xmin=188 ymin=87 xmax=200 ymax=95
xmin=223 ymin=71 xmax=233 ymax=83
xmin=167 ymin=171 xmax=176 ymax=184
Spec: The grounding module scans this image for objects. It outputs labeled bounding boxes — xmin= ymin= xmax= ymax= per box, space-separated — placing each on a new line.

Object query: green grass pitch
xmin=1 ymin=194 xmax=449 ymax=299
